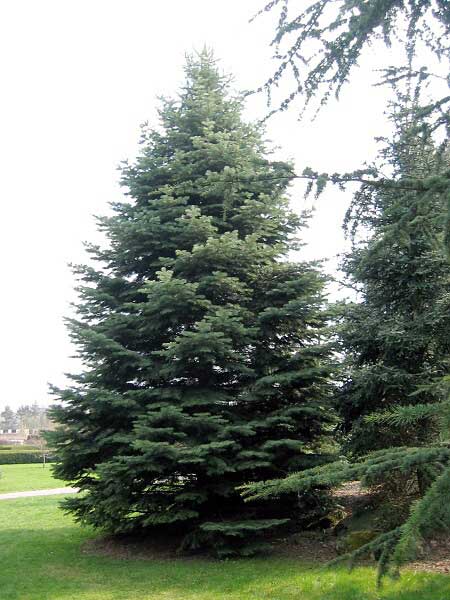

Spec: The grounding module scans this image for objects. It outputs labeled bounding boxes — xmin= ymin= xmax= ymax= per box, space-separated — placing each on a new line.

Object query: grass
xmin=0 ymin=463 xmax=63 ymax=493
xmin=0 ymin=495 xmax=449 ymax=600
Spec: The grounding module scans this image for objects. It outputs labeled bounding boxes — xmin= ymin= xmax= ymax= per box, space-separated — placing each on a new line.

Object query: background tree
xmin=337 ymin=95 xmax=450 ymax=458
xmin=16 ymin=404 xmax=52 ymax=430
xmin=241 ymin=0 xmax=450 ymax=580
xmin=243 ymin=91 xmax=450 ymax=579
xmin=49 ymin=51 xmax=334 ymax=557
xmin=0 ymin=406 xmax=18 ymax=430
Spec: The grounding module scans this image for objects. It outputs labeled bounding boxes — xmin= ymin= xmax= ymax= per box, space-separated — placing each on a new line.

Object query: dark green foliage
xmin=337 ymin=100 xmax=450 ymax=457
xmin=242 ymin=445 xmax=450 ymax=501
xmin=242 ymin=91 xmax=450 ymax=577
xmin=248 ymin=0 xmax=450 ymax=581
xmin=49 ymin=51 xmax=334 ymax=557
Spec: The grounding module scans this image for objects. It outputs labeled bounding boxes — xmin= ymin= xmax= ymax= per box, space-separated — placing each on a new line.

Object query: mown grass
xmin=0 ymin=495 xmax=449 ymax=600
xmin=0 ymin=463 xmax=62 ymax=493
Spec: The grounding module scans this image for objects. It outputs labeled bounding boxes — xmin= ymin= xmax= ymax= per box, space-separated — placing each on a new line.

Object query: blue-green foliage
xmin=48 ymin=51 xmax=334 ymax=556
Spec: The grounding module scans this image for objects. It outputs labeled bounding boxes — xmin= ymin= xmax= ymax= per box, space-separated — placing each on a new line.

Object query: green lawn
xmin=0 ymin=463 xmax=63 ymax=493
xmin=0 ymin=495 xmax=448 ymax=600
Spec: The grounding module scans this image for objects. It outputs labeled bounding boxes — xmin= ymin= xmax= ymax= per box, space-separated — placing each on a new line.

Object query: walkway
xmin=0 ymin=487 xmax=78 ymax=500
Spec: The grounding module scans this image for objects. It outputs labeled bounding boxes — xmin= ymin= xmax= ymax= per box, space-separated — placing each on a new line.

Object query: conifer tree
xmin=337 ymin=98 xmax=450 ymax=457
xmin=243 ymin=93 xmax=450 ymax=577
xmin=49 ymin=51 xmax=333 ymax=556
xmin=0 ymin=406 xmax=18 ymax=430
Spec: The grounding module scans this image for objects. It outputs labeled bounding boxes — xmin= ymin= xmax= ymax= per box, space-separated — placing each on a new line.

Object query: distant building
xmin=0 ymin=428 xmax=31 ymax=445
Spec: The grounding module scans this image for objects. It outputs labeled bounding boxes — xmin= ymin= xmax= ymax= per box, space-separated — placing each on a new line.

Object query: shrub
xmin=0 ymin=449 xmax=54 ymax=464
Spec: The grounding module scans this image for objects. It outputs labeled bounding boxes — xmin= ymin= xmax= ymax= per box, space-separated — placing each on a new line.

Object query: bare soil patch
xmin=408 ymin=537 xmax=450 ymax=574
xmin=272 ymin=531 xmax=338 ymax=562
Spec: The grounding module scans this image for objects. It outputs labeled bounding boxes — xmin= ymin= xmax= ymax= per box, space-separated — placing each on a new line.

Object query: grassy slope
xmin=0 ymin=463 xmax=63 ymax=493
xmin=0 ymin=496 xmax=449 ymax=600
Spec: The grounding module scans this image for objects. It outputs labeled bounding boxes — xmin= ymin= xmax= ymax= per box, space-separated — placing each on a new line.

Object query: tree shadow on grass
xmin=0 ymin=526 xmax=449 ymax=600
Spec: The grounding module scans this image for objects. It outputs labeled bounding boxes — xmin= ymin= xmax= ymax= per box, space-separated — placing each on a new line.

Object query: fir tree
xmin=49 ymin=51 xmax=333 ymax=557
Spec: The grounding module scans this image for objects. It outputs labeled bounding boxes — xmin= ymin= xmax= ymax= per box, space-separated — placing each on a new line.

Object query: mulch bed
xmin=81 ymin=482 xmax=450 ymax=574
xmin=408 ymin=538 xmax=450 ymax=574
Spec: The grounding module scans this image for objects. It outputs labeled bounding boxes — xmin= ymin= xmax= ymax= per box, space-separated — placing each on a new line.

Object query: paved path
xmin=0 ymin=487 xmax=78 ymax=500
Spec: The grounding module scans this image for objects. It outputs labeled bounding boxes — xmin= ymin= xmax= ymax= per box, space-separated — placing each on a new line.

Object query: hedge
xmin=0 ymin=449 xmax=54 ymax=464
xmin=0 ymin=445 xmax=39 ymax=452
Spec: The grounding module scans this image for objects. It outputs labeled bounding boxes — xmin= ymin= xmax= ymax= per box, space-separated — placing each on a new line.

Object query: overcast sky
xmin=0 ymin=0 xmax=393 ymax=408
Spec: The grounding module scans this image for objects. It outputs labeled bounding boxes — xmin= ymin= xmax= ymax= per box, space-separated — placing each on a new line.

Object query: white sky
xmin=0 ymin=0 xmax=394 ymax=408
